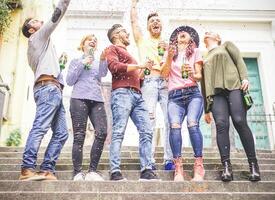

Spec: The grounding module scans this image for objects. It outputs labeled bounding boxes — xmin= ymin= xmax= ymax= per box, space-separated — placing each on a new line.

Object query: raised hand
xmin=167 ymin=45 xmax=176 ymax=59
xmin=158 ymin=41 xmax=168 ymax=51
xmin=142 ymin=59 xmax=154 ymax=70
xmin=100 ymin=48 xmax=108 ymax=61
xmin=82 ymin=55 xmax=93 ymax=66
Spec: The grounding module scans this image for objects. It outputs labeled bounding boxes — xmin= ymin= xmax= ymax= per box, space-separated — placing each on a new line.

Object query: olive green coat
xmin=201 ymin=41 xmax=248 ymax=113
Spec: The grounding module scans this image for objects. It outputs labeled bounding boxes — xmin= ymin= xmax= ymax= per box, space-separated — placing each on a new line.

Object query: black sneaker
xmin=110 ymin=171 xmax=126 ymax=181
xmin=139 ymin=169 xmax=160 ymax=181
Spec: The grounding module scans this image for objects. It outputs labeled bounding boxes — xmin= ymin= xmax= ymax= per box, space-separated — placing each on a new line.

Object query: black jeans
xmin=70 ymin=98 xmax=107 ymax=175
xmin=211 ymin=89 xmax=257 ymax=163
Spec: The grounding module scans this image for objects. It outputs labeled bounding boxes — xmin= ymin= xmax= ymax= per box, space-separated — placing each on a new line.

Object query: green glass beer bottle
xmin=144 ymin=68 xmax=151 ymax=75
xmin=144 ymin=57 xmax=151 ymax=75
xmin=243 ymin=90 xmax=253 ymax=108
xmin=84 ymin=48 xmax=94 ymax=70
xmin=181 ymin=56 xmax=189 ymax=79
xmin=158 ymin=46 xmax=165 ymax=57
xmin=59 ymin=53 xmax=67 ymax=70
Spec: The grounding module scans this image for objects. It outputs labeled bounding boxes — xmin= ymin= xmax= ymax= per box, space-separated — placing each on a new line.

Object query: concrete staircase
xmin=0 ymin=146 xmax=274 ymax=200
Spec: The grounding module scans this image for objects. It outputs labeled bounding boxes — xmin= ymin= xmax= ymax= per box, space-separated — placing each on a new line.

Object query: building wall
xmin=0 ymin=0 xmax=55 ymax=145
xmin=0 ymin=0 xmax=275 ymax=149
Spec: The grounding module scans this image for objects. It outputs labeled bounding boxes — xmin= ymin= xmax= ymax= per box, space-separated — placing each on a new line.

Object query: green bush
xmin=0 ymin=0 xmax=12 ymax=36
xmin=0 ymin=0 xmax=21 ymax=36
xmin=6 ymin=128 xmax=22 ymax=146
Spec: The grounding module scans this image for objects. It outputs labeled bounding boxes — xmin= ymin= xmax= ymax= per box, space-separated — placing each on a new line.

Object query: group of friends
xmin=18 ymin=0 xmax=261 ymax=183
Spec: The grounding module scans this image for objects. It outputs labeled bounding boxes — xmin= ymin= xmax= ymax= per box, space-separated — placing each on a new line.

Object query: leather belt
xmin=34 ymin=75 xmax=62 ymax=90
xmin=127 ymin=87 xmax=141 ymax=94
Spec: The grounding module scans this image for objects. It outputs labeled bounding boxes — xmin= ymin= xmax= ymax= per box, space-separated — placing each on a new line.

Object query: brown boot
xmin=191 ymin=157 xmax=205 ymax=182
xmin=173 ymin=158 xmax=184 ymax=181
xmin=19 ymin=168 xmax=46 ymax=181
xmin=37 ymin=171 xmax=58 ymax=181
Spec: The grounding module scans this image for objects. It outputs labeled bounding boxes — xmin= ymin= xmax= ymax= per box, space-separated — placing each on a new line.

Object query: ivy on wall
xmin=0 ymin=0 xmax=22 ymax=36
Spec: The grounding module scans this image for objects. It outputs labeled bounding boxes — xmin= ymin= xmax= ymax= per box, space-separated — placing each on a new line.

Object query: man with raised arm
xmin=131 ymin=0 xmax=174 ymax=170
xmin=19 ymin=0 xmax=70 ymax=181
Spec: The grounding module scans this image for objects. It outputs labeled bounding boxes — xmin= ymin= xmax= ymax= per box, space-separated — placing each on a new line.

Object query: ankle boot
xmin=249 ymin=162 xmax=261 ymax=182
xmin=173 ymin=158 xmax=184 ymax=181
xmin=191 ymin=157 xmax=205 ymax=182
xmin=221 ymin=160 xmax=233 ymax=182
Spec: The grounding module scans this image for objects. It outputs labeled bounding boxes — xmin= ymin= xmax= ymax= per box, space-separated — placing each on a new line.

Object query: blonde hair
xmin=204 ymin=31 xmax=222 ymax=45
xmin=78 ymin=34 xmax=97 ymax=52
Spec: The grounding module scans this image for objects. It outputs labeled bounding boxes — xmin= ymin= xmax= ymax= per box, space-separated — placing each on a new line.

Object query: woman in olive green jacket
xmin=201 ymin=32 xmax=260 ymax=182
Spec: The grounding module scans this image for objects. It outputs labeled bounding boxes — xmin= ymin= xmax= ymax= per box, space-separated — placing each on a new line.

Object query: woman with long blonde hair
xmin=66 ymin=34 xmax=108 ymax=181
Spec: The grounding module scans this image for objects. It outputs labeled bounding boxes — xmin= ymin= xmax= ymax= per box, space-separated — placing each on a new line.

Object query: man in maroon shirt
xmin=106 ymin=24 xmax=159 ymax=181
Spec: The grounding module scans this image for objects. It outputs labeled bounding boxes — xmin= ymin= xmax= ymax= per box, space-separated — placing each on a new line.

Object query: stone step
xmin=0 ymin=163 xmax=274 ymax=171
xmin=0 ymin=192 xmax=274 ymax=200
xmin=0 ymin=181 xmax=274 ymax=193
xmin=1 ymin=170 xmax=275 ymax=181
xmin=0 ymin=146 xmax=272 ymax=153
xmin=1 ymin=151 xmax=275 ymax=159
xmin=0 ymin=180 xmax=275 ymax=192
xmin=1 ymin=157 xmax=274 ymax=165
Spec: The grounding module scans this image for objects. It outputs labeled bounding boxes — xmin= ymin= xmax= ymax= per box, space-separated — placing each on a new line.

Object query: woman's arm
xmin=160 ymin=46 xmax=175 ymax=77
xmin=66 ymin=58 xmax=85 ymax=86
xmin=192 ymin=61 xmax=203 ymax=81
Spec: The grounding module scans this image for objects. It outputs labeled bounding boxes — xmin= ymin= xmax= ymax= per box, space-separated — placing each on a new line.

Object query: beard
xmin=149 ymin=27 xmax=161 ymax=38
xmin=122 ymin=40 xmax=130 ymax=46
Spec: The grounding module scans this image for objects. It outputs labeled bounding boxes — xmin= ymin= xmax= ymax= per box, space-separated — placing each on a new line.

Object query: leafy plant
xmin=0 ymin=0 xmax=21 ymax=36
xmin=6 ymin=128 xmax=22 ymax=146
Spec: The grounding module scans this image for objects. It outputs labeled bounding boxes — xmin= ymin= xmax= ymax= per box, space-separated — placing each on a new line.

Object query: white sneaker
xmin=73 ymin=172 xmax=85 ymax=181
xmin=85 ymin=171 xmax=104 ymax=181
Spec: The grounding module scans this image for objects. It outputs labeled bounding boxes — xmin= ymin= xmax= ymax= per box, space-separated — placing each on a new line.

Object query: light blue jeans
xmin=141 ymin=77 xmax=173 ymax=162
xmin=168 ymin=86 xmax=204 ymax=158
xmin=109 ymin=88 xmax=153 ymax=173
xmin=21 ymin=84 xmax=68 ymax=172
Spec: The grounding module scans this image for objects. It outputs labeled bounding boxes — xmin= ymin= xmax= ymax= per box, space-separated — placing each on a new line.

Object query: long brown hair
xmin=170 ymin=33 xmax=196 ymax=61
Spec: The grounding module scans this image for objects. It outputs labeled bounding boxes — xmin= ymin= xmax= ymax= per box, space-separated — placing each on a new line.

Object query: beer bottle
xmin=243 ymin=90 xmax=253 ymax=108
xmin=144 ymin=68 xmax=151 ymax=75
xmin=59 ymin=53 xmax=67 ymax=70
xmin=144 ymin=57 xmax=151 ymax=75
xmin=84 ymin=48 xmax=94 ymax=70
xmin=181 ymin=56 xmax=189 ymax=79
xmin=158 ymin=45 xmax=165 ymax=57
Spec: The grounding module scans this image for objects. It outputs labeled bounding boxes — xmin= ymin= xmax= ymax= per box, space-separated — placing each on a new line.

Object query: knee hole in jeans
xmin=171 ymin=123 xmax=181 ymax=129
xmin=187 ymin=121 xmax=198 ymax=128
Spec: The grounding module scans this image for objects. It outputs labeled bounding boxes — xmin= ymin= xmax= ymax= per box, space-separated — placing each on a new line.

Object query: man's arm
xmin=33 ymin=0 xmax=71 ymax=42
xmin=130 ymin=0 xmax=143 ymax=44
xmin=106 ymin=46 xmax=152 ymax=74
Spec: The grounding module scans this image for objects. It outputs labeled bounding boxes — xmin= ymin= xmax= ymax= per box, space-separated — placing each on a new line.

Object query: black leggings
xmin=70 ymin=98 xmax=107 ymax=175
xmin=211 ymin=89 xmax=257 ymax=163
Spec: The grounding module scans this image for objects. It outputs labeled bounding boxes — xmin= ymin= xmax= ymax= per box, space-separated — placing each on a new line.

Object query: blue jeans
xmin=109 ymin=88 xmax=153 ymax=173
xmin=168 ymin=86 xmax=203 ymax=158
xmin=141 ymin=77 xmax=173 ymax=162
xmin=21 ymin=84 xmax=68 ymax=172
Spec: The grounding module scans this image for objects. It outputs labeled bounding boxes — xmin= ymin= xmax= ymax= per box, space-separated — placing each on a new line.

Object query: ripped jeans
xmin=168 ymin=86 xmax=204 ymax=158
xmin=141 ymin=77 xmax=173 ymax=163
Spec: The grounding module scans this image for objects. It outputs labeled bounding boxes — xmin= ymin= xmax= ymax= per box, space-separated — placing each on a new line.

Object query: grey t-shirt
xmin=27 ymin=0 xmax=70 ymax=83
